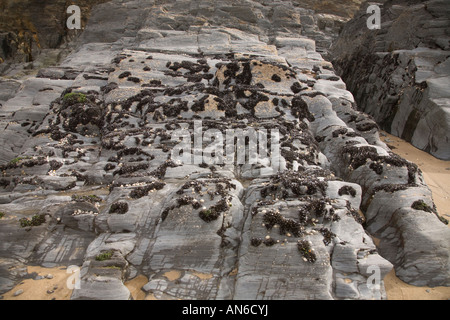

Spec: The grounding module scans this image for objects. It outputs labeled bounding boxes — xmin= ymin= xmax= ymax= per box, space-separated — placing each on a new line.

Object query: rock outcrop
xmin=0 ymin=0 xmax=448 ymax=300
xmin=0 ymin=0 xmax=358 ymax=77
xmin=0 ymin=0 xmax=109 ymax=65
xmin=331 ymin=0 xmax=450 ymax=160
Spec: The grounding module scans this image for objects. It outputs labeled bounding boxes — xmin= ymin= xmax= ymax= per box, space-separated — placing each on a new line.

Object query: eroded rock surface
xmin=1 ymin=0 xmax=356 ymax=77
xmin=0 ymin=0 xmax=448 ymax=300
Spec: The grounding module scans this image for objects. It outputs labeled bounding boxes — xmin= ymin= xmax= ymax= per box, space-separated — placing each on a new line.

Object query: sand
xmin=1 ymin=132 xmax=449 ymax=300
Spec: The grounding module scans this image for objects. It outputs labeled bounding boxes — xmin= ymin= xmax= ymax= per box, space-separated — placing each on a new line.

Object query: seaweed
xmin=113 ymin=163 xmax=149 ymax=176
xmin=149 ymin=160 xmax=178 ymax=179
xmin=260 ymin=171 xmax=328 ymax=200
xmin=63 ymin=92 xmax=87 ymax=106
xmin=411 ymin=200 xmax=433 ymax=213
xmin=410 ymin=199 xmax=448 ymax=223
xmin=19 ymin=214 xmax=46 ymax=228
xmin=109 ymin=201 xmax=129 ymax=214
xmin=251 ymin=237 xmax=263 ymax=247
xmin=319 ymin=227 xmax=335 ymax=246
xmin=176 ymin=180 xmax=204 ymax=195
xmin=263 ymin=237 xmax=276 ymax=246
xmin=262 ymin=210 xmax=302 ymax=237
xmin=95 ymin=251 xmax=113 ymax=261
xmin=297 ymin=240 xmax=316 ymax=263
xmin=338 ymin=185 xmax=357 ymax=197
xmin=332 ymin=128 xmax=348 ymax=138
xmin=127 ymin=76 xmax=141 ymax=83
xmin=369 ymin=162 xmax=384 ymax=174
xmin=199 ymin=198 xmax=228 ymax=222
xmin=271 ymin=74 xmax=281 ymax=82
xmin=356 ymin=122 xmax=378 ymax=132
xmin=290 ymin=82 xmax=304 ymax=94
xmin=118 ymin=71 xmax=131 ymax=79
xmin=111 ymin=54 xmax=127 ymax=65
xmin=291 ymin=96 xmax=315 ymax=122
xmin=72 ymin=194 xmax=102 ymax=204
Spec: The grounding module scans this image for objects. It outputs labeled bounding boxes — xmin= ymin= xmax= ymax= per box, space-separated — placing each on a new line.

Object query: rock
xmin=275 ymin=37 xmax=316 ymax=51
xmin=0 ymin=0 xmax=447 ymax=301
xmin=13 ymin=289 xmax=23 ymax=296
xmin=307 ymin=84 xmax=450 ymax=287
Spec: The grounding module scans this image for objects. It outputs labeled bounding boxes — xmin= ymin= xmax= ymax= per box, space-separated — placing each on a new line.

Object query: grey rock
xmin=0 ymin=0 xmax=447 ymax=301
xmin=308 ymin=81 xmax=450 ymax=287
xmin=13 ymin=289 xmax=23 ymax=296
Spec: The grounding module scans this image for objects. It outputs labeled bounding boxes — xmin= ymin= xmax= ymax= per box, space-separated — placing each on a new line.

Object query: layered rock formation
xmin=0 ymin=0 xmax=358 ymax=77
xmin=0 ymin=0 xmax=449 ymax=300
xmin=332 ymin=0 xmax=450 ymax=160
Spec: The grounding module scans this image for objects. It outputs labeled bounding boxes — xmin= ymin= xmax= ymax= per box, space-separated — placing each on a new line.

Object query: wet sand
xmin=381 ymin=131 xmax=450 ymax=224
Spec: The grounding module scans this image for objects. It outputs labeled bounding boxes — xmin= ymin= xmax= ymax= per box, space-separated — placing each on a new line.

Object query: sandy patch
xmin=163 ymin=270 xmax=182 ymax=281
xmin=125 ymin=274 xmax=148 ymax=300
xmin=2 ymin=132 xmax=448 ymax=301
xmin=1 ymin=266 xmax=73 ymax=300
xmin=384 ymin=269 xmax=450 ymax=300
